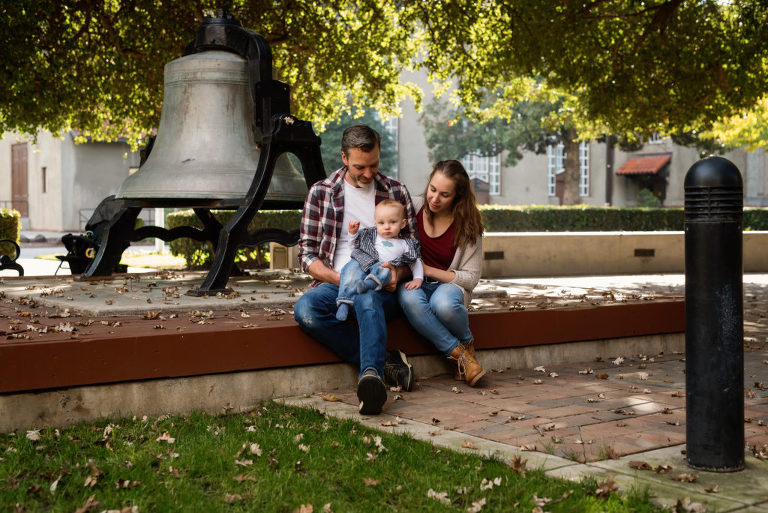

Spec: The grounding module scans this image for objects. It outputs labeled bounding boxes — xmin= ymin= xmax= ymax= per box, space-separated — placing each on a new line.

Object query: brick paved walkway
xmin=327 ymin=350 xmax=768 ymax=464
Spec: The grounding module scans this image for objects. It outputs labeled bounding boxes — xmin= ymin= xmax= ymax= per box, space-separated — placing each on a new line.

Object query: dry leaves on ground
xmin=629 ymin=460 xmax=653 ymax=470
xmin=672 ymin=473 xmax=699 ymax=483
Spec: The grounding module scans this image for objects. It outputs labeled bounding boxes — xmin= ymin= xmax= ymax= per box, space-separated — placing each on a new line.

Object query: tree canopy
xmin=0 ymin=1 xmax=420 ymax=144
xmin=3 ymin=1 xmax=768 ymax=148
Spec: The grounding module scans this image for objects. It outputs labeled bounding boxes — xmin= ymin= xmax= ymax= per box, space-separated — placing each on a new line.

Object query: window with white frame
xmin=547 ymin=142 xmax=590 ymax=197
xmin=579 ymin=142 xmax=589 ymax=197
xmin=461 ymin=154 xmax=500 ymax=195
xmin=647 ymin=132 xmax=666 ymax=144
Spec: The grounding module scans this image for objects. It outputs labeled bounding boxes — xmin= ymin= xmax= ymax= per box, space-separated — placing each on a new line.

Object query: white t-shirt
xmin=375 ymin=235 xmax=424 ymax=280
xmin=332 ymin=179 xmax=376 ymax=272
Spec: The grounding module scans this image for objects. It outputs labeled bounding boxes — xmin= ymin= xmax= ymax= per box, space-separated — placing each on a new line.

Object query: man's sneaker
xmin=383 ymin=349 xmax=414 ymax=392
xmin=357 ymin=369 xmax=387 ymax=415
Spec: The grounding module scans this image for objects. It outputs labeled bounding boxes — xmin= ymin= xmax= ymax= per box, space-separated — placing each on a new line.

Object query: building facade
xmin=0 ymin=131 xmax=140 ymax=232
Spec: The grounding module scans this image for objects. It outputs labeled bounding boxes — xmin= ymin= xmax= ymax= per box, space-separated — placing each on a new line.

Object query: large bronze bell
xmin=115 ymin=50 xmax=307 ymax=203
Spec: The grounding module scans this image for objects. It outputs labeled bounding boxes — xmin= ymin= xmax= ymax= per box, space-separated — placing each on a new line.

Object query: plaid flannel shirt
xmin=298 ymin=166 xmax=417 ymax=287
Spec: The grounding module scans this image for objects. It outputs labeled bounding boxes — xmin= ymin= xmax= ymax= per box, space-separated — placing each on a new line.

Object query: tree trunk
xmin=562 ymin=128 xmax=581 ymax=206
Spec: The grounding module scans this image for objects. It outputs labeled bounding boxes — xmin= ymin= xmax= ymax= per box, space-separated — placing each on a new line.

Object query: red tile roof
xmin=616 ymin=155 xmax=671 ymax=175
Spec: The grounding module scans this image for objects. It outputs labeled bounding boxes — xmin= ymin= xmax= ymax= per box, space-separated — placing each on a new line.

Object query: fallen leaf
xmin=675 ymin=497 xmax=707 ymax=512
xmin=155 ymin=431 xmax=175 ymax=444
xmin=596 ymin=373 xmax=609 ymax=380
xmin=430 ymin=429 xmax=442 ymax=436
xmin=115 ymin=479 xmax=141 ymax=489
xmin=467 ymin=497 xmax=486 ymax=513
xmin=225 ymin=493 xmax=243 ymax=503
xmin=595 ymin=479 xmax=618 ymax=497
xmin=612 ymin=356 xmax=625 ymax=366
xmin=480 ymin=477 xmax=502 ymax=490
xmin=672 ymin=473 xmax=699 ymax=483
xmin=614 ymin=408 xmax=636 ymax=416
xmin=233 ymin=474 xmax=257 ymax=483
xmin=705 ymin=485 xmax=719 ymax=493
xmin=629 ymin=461 xmax=653 ymax=471
xmin=461 ymin=441 xmax=478 ymax=450
xmin=509 ymin=455 xmax=527 ymax=476
xmin=74 ymin=495 xmax=99 ymax=513
xmin=26 ymin=430 xmax=40 ymax=441
xmin=532 ymin=494 xmax=550 ymax=507
xmin=579 ymin=368 xmax=594 ymax=375
xmin=655 ymin=464 xmax=673 ymax=473
xmin=234 ymin=459 xmax=253 ymax=466
xmin=380 ymin=420 xmax=399 ymax=427
xmin=451 ymin=386 xmax=463 ymax=394
xmin=49 ymin=475 xmax=61 ymax=494
xmin=427 ymin=489 xmax=450 ymax=504
xmin=363 ymin=478 xmax=379 ymax=487
xmin=293 ymin=505 xmax=313 ymax=513
xmin=533 ymin=379 xmax=543 ymax=384
xmin=549 ymin=372 xmax=559 ymax=378
xmin=534 ymin=365 xmax=546 ymax=372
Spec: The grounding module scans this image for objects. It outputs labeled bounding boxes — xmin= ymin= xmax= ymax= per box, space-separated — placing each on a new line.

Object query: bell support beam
xmin=189 ymin=114 xmax=324 ymax=295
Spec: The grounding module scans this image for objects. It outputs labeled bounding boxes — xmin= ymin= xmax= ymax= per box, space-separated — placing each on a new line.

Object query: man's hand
xmin=380 ymin=262 xmax=398 ymax=292
xmin=348 ymin=221 xmax=360 ymax=235
xmin=405 ymin=278 xmax=423 ymax=290
xmin=307 ymin=259 xmax=341 ymax=286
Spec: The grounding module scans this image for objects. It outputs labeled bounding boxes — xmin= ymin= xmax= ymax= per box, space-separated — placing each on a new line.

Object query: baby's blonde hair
xmin=376 ymin=199 xmax=405 ymax=219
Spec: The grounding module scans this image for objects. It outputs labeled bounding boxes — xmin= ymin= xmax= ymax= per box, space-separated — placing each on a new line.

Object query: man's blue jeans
xmin=294 ymin=282 xmax=400 ymax=379
xmin=337 ymin=259 xmax=392 ymax=306
xmin=397 ymin=282 xmax=472 ymax=356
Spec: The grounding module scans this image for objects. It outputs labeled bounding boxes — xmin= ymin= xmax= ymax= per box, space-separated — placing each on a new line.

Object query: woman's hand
xmin=405 ymin=278 xmax=423 ymax=290
xmin=348 ymin=221 xmax=360 ymax=235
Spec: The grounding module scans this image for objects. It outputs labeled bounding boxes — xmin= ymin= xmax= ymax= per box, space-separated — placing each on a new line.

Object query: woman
xmin=397 ymin=160 xmax=486 ymax=386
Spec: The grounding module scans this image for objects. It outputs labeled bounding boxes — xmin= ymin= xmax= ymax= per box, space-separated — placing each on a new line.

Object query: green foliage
xmin=4 ymin=2 xmax=768 ymax=149
xmin=319 ymin=109 xmax=397 ymax=177
xmin=0 ymin=402 xmax=665 ymax=512
xmin=0 ymin=209 xmax=21 ymax=258
xmin=0 ymin=1 xmax=421 ymax=146
xmin=635 ymin=189 xmax=662 ymax=209
xmin=479 ymin=205 xmax=686 ymax=232
xmin=415 ymin=1 xmax=768 ymax=141
xmin=166 ymin=209 xmax=301 ymax=269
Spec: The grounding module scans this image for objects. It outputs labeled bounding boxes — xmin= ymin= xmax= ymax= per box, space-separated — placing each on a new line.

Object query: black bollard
xmin=684 ymin=156 xmax=744 ymax=472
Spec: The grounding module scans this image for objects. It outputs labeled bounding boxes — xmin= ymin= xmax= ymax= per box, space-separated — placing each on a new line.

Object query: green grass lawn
xmin=0 ymin=402 xmax=663 ymax=512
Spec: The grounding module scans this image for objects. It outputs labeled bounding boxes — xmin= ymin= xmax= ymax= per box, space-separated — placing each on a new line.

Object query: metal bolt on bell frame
xmin=684 ymin=156 xmax=744 ymax=472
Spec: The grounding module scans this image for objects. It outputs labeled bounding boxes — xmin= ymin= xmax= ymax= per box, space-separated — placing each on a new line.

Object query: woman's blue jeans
xmin=397 ymin=282 xmax=472 ymax=356
xmin=294 ymin=282 xmax=400 ymax=379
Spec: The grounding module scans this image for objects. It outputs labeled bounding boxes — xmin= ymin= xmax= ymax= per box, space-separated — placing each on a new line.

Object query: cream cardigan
xmin=411 ymin=196 xmax=482 ymax=307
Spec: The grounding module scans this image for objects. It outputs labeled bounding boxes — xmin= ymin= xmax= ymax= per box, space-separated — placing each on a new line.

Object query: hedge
xmin=165 ymin=206 xmax=768 ymax=268
xmin=166 ymin=209 xmax=301 ymax=269
xmin=0 ymin=209 xmax=21 ymax=259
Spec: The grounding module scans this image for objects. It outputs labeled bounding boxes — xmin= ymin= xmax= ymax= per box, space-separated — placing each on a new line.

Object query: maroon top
xmin=417 ymin=206 xmax=457 ymax=271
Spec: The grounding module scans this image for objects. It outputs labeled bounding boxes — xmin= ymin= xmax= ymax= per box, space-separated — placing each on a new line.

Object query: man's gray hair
xmin=341 ymin=125 xmax=381 ymax=155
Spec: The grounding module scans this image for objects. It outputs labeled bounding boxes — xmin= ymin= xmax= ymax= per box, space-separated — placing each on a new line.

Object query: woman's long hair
xmin=422 ymin=160 xmax=484 ymax=248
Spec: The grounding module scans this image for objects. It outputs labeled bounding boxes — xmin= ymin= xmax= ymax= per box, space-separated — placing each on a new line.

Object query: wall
xmin=482 ymin=231 xmax=768 ymax=277
xmin=69 ymin=137 xmax=139 ymax=231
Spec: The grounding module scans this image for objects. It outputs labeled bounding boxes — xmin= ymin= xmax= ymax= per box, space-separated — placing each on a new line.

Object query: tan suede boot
xmin=454 ymin=341 xmax=476 ymax=381
xmin=449 ymin=343 xmax=485 ymax=386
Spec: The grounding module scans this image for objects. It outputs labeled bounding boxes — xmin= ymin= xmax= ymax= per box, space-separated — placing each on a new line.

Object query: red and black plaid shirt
xmin=298 ymin=167 xmax=417 ymax=286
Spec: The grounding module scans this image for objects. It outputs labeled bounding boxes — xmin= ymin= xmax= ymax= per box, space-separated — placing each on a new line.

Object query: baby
xmin=336 ymin=199 xmax=423 ymax=321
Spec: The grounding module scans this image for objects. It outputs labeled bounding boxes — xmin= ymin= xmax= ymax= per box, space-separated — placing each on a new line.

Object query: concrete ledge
xmin=482 ymin=231 xmax=768 ymax=277
xmin=0 ymin=332 xmax=683 ymax=432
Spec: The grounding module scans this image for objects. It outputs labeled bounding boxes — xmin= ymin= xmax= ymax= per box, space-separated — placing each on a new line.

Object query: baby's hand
xmin=348 ymin=221 xmax=360 ymax=235
xmin=405 ymin=278 xmax=423 ymax=290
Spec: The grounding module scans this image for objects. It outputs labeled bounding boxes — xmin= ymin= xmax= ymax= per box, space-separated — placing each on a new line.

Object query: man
xmin=294 ymin=125 xmax=416 ymax=415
